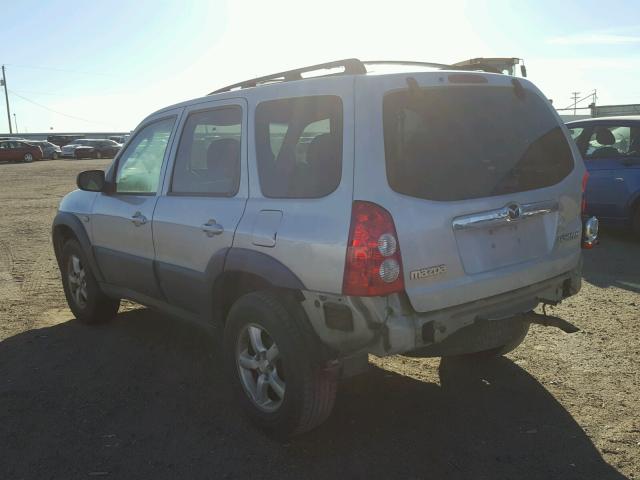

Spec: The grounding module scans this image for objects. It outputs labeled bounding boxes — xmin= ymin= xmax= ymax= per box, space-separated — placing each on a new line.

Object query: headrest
xmin=595 ymin=128 xmax=615 ymax=146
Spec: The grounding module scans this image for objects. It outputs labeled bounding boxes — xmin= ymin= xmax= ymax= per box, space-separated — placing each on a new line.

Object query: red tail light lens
xmin=343 ymin=201 xmax=404 ymax=296
xmin=581 ymin=171 xmax=590 ymax=214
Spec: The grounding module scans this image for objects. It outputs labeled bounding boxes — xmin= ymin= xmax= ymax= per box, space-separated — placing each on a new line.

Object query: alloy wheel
xmin=67 ymin=254 xmax=88 ymax=309
xmin=236 ymin=324 xmax=286 ymax=412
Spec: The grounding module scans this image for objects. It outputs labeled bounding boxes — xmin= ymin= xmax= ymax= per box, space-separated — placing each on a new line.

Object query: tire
xmin=60 ymin=239 xmax=120 ymax=324
xmin=450 ymin=323 xmax=530 ymax=360
xmin=224 ymin=291 xmax=337 ymax=437
xmin=23 ymin=153 xmax=33 ymax=163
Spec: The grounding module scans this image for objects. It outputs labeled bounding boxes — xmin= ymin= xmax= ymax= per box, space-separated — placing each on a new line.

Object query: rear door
xmin=152 ymin=98 xmax=248 ymax=314
xmin=355 ymin=73 xmax=584 ymax=312
xmin=91 ymin=113 xmax=179 ymax=298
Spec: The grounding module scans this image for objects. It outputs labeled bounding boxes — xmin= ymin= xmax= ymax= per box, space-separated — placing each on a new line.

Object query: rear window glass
xmin=383 ymin=86 xmax=574 ymax=201
xmin=255 ymin=96 xmax=342 ymax=198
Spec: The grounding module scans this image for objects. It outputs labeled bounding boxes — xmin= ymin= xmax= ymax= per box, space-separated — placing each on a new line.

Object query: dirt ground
xmin=0 ymin=159 xmax=638 ymax=480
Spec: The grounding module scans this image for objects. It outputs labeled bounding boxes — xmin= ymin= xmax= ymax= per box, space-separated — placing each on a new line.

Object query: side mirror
xmin=77 ymin=170 xmax=106 ymax=192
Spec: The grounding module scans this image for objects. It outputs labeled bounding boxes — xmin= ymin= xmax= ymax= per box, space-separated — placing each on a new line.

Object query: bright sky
xmin=1 ymin=0 xmax=639 ymax=133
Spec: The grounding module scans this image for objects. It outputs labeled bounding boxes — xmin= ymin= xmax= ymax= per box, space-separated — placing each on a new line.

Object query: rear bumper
xmin=301 ymin=261 xmax=582 ymax=359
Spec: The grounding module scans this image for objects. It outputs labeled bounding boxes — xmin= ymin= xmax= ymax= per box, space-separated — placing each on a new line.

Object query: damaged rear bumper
xmin=301 ymin=264 xmax=582 ymax=361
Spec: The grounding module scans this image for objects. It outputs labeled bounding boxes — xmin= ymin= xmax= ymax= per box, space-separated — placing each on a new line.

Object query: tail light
xmin=343 ymin=201 xmax=404 ymax=296
xmin=581 ymin=171 xmax=589 ymax=214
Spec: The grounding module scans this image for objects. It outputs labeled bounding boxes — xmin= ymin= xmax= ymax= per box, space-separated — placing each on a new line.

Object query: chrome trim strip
xmin=452 ymin=201 xmax=559 ymax=231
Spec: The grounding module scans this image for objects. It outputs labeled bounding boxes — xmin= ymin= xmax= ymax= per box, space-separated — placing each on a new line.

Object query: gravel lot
xmin=1 ymin=159 xmax=638 ymax=479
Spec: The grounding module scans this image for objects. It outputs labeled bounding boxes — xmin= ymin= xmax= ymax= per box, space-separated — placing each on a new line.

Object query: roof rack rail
xmin=363 ymin=60 xmax=452 ymax=69
xmin=209 ymin=58 xmax=367 ymax=95
xmin=208 ymin=58 xmax=503 ymax=95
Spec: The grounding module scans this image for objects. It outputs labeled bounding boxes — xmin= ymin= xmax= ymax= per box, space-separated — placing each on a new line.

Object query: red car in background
xmin=0 ymin=140 xmax=43 ymax=163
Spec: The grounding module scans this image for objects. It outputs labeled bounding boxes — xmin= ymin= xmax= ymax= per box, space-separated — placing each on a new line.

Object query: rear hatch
xmin=354 ymin=72 xmax=584 ymax=312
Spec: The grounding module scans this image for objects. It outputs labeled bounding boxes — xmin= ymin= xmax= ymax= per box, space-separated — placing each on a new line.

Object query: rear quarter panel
xmin=231 ymin=77 xmax=356 ymax=294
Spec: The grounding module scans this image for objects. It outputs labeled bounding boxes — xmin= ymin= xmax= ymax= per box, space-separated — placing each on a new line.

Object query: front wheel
xmin=23 ymin=153 xmax=33 ymax=163
xmin=61 ymin=239 xmax=120 ymax=324
xmin=224 ymin=291 xmax=337 ymax=437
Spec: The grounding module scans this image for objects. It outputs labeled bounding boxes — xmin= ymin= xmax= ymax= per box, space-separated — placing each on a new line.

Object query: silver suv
xmin=52 ymin=59 xmax=597 ymax=436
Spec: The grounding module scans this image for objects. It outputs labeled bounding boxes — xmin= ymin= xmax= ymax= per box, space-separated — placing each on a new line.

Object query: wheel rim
xmin=24 ymin=153 xmax=33 ymax=162
xmin=67 ymin=254 xmax=88 ymax=309
xmin=236 ymin=323 xmax=286 ymax=412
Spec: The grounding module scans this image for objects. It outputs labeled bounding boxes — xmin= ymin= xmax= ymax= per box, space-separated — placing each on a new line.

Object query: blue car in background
xmin=566 ymin=116 xmax=640 ymax=237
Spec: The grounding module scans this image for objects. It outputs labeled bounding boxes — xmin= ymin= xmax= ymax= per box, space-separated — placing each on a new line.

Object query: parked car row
xmin=0 ymin=136 xmax=123 ymax=163
xmin=61 ymin=138 xmax=122 ymax=159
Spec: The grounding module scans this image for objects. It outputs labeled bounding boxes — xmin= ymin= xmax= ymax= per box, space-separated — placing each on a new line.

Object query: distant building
xmin=558 ymin=103 xmax=640 ymax=122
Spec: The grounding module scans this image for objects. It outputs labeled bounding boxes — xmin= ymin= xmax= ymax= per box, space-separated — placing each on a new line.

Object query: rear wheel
xmin=61 ymin=239 xmax=120 ymax=324
xmin=224 ymin=291 xmax=337 ymax=437
xmin=23 ymin=153 xmax=33 ymax=163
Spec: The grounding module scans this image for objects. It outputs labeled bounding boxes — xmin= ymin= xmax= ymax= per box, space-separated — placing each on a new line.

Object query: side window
xmin=171 ymin=106 xmax=242 ymax=196
xmin=255 ymin=96 xmax=343 ymax=198
xmin=568 ymin=127 xmax=583 ymax=140
xmin=585 ymin=126 xmax=631 ymax=159
xmin=115 ymin=117 xmax=175 ymax=194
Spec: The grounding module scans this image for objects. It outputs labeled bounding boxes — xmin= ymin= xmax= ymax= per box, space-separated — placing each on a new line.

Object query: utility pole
xmin=571 ymin=91 xmax=580 ymax=116
xmin=1 ymin=65 xmax=12 ymax=134
xmin=13 ymin=113 xmax=18 ymax=133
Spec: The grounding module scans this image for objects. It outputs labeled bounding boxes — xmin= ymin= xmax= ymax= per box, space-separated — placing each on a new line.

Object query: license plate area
xmin=455 ymin=219 xmax=547 ymax=274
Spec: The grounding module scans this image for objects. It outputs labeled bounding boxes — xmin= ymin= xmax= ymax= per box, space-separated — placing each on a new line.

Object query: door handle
xmin=131 ymin=211 xmax=147 ymax=226
xmin=201 ymin=219 xmax=224 ymax=237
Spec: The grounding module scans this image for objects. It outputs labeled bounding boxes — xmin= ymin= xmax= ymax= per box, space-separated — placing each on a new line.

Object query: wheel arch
xmin=209 ymin=248 xmax=306 ymax=326
xmin=52 ymin=212 xmax=104 ymax=282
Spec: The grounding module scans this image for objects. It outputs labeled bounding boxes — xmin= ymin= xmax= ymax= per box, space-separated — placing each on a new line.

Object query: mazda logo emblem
xmin=507 ymin=203 xmax=522 ymax=220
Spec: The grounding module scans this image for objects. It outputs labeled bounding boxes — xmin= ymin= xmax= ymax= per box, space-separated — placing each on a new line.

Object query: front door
xmin=580 ymin=124 xmax=640 ymax=222
xmin=91 ymin=115 xmax=179 ymax=298
xmin=152 ymin=100 xmax=248 ymax=314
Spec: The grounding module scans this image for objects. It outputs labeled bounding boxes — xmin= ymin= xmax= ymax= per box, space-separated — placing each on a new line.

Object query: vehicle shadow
xmin=0 ymin=309 xmax=628 ymax=480
xmin=582 ymin=229 xmax=640 ymax=294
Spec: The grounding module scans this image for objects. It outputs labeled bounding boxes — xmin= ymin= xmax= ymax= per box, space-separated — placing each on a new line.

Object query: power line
xmin=8 ymin=89 xmax=112 ymax=127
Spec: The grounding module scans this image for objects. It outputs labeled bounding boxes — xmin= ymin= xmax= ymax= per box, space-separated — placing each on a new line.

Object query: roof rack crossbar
xmin=209 ymin=58 xmax=367 ymax=95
